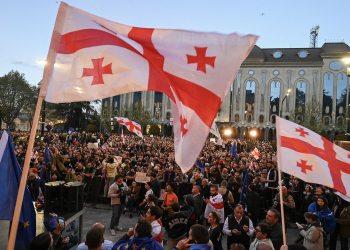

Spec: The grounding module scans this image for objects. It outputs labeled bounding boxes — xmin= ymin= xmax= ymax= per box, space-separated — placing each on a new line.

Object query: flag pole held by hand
xmin=7 ymin=96 xmax=44 ymax=250
xmin=278 ymin=168 xmax=287 ymax=245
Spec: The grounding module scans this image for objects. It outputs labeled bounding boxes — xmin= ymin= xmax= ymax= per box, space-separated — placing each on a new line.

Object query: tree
xmin=149 ymin=124 xmax=160 ymax=135
xmin=120 ymin=101 xmax=152 ymax=132
xmin=290 ymin=100 xmax=324 ymax=134
xmin=0 ymin=70 xmax=37 ymax=127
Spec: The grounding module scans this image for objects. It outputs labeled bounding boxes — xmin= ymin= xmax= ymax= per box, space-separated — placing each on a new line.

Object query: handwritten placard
xmin=135 ymin=172 xmax=150 ymax=183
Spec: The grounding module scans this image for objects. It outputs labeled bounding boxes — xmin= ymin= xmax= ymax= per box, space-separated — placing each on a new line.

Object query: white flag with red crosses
xmin=277 ymin=116 xmax=350 ymax=198
xmin=115 ymin=117 xmax=143 ymax=138
xmin=39 ymin=2 xmax=258 ymax=172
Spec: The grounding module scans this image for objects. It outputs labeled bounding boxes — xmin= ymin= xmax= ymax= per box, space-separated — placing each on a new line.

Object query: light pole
xmin=250 ymin=130 xmax=257 ymax=141
xmin=342 ymin=58 xmax=350 ymax=141
xmin=280 ymin=89 xmax=291 ymax=118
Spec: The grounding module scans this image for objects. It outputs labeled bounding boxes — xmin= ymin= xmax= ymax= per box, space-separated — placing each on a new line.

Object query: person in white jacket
xmin=297 ymin=212 xmax=323 ymax=250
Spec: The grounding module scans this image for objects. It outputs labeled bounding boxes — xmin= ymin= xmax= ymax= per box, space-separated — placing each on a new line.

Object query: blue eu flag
xmin=230 ymin=142 xmax=237 ymax=158
xmin=239 ymin=169 xmax=250 ymax=208
xmin=43 ymin=143 xmax=51 ymax=166
xmin=112 ymin=236 xmax=163 ymax=250
xmin=196 ymin=159 xmax=205 ymax=171
xmin=0 ymin=130 xmax=36 ymax=250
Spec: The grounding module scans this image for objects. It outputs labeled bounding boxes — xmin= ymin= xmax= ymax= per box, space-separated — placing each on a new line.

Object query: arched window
xmin=270 ymin=81 xmax=280 ymax=119
xmin=323 ymin=73 xmax=334 ymax=115
xmin=235 ymin=114 xmax=239 ymax=122
xmin=336 ymin=73 xmax=347 ymax=117
xmin=245 ymin=81 xmax=255 ymax=121
xmin=295 ymin=81 xmax=306 ymax=108
xmin=166 ymin=112 xmax=170 ymax=120
xmin=133 ymin=91 xmax=142 ymax=105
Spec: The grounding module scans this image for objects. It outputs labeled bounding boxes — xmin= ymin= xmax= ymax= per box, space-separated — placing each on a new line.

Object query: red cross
xmin=82 ymin=58 xmax=113 ymax=85
xmin=180 ymin=115 xmax=188 ymax=137
xmin=281 ymin=136 xmax=350 ymax=194
xmin=186 ymin=47 xmax=216 ymax=73
xmin=119 ymin=120 xmax=142 ymax=134
xmin=212 ymin=197 xmax=217 ymax=202
xmin=295 ymin=127 xmax=309 ymax=137
xmin=297 ymin=160 xmax=313 ymax=174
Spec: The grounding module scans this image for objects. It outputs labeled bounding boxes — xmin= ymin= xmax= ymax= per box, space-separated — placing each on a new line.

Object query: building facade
xmin=102 ymin=42 xmax=350 ymax=139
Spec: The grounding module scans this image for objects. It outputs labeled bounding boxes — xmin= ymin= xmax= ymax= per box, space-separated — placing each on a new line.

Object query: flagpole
xmin=278 ymin=168 xmax=287 ymax=245
xmin=8 ymin=96 xmax=44 ymax=250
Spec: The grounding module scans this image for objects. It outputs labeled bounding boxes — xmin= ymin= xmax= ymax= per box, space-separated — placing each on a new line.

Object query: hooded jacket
xmin=308 ymin=202 xmax=336 ymax=233
xmin=300 ymin=220 xmax=323 ymax=250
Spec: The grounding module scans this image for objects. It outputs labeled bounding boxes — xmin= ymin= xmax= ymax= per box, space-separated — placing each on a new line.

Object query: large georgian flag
xmin=276 ymin=116 xmax=350 ymax=198
xmin=40 ymin=2 xmax=258 ymax=172
xmin=204 ymin=193 xmax=225 ymax=223
xmin=115 ymin=117 xmax=143 ymax=138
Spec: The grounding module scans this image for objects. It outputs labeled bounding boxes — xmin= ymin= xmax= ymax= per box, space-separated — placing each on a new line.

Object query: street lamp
xmin=250 ymin=130 xmax=257 ymax=141
xmin=280 ymin=89 xmax=291 ymax=118
xmin=37 ymin=80 xmax=45 ymax=136
xmin=224 ymin=129 xmax=232 ymax=136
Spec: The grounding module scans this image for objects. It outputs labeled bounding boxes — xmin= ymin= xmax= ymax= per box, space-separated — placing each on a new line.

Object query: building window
xmin=336 ymin=73 xmax=347 ymax=117
xmin=156 ymin=112 xmax=160 ymax=119
xmin=245 ymin=81 xmax=256 ymax=121
xmin=323 ymin=73 xmax=334 ymax=115
xmin=248 ymin=70 xmax=254 ymax=75
xmin=133 ymin=91 xmax=142 ymax=104
xmin=299 ymin=70 xmax=305 ymax=76
xmin=235 ymin=114 xmax=239 ymax=122
xmin=259 ymin=115 xmax=264 ymax=123
xmin=295 ymin=81 xmax=306 ymax=108
xmin=270 ymin=81 xmax=280 ymax=120
xmin=329 ymin=61 xmax=343 ymax=71
xmin=298 ymin=50 xmax=309 ymax=58
xmin=166 ymin=112 xmax=170 ymax=120
xmin=272 ymin=50 xmax=283 ymax=58
xmin=273 ymin=70 xmax=279 ymax=76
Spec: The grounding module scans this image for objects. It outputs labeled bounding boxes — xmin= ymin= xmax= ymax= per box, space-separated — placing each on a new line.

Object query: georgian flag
xmin=204 ymin=193 xmax=225 ymax=223
xmin=40 ymin=2 xmax=258 ymax=172
xmin=37 ymin=187 xmax=44 ymax=204
xmin=252 ymin=148 xmax=259 ymax=160
xmin=277 ymin=117 xmax=350 ymax=198
xmin=210 ymin=121 xmax=223 ymax=146
xmin=115 ymin=117 xmax=143 ymax=138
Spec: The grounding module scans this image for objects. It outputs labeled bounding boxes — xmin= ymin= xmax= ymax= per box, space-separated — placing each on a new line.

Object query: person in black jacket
xmin=246 ymin=184 xmax=261 ymax=227
xmin=262 ymin=208 xmax=283 ymax=250
xmin=150 ymin=172 xmax=161 ymax=199
xmin=165 ymin=202 xmax=193 ymax=250
xmin=27 ymin=172 xmax=40 ymax=200
xmin=208 ymin=211 xmax=223 ymax=250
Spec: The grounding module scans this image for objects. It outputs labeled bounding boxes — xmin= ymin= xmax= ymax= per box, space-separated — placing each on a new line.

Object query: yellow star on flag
xmin=117 ymin=247 xmax=120 ymax=250
xmin=23 ymin=221 xmax=30 ymax=229
xmin=124 ymin=244 xmax=129 ymax=249
xmin=132 ymin=243 xmax=137 ymax=249
xmin=142 ymin=248 xmax=146 ymax=250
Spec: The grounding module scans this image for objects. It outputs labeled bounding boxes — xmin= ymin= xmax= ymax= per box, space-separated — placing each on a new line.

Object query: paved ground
xmin=1 ymin=206 xmax=322 ymax=250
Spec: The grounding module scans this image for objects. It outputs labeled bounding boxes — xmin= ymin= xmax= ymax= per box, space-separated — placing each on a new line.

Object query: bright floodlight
xmin=224 ymin=129 xmax=232 ymax=135
xmin=287 ymin=89 xmax=291 ymax=93
xmin=250 ymin=131 xmax=257 ymax=137
xmin=343 ymin=58 xmax=350 ymax=64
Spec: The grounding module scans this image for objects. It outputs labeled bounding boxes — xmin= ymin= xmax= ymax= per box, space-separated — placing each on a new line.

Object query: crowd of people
xmin=10 ymin=130 xmax=350 ymax=250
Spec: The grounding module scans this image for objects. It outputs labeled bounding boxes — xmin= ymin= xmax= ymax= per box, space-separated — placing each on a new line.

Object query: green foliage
xmin=87 ymin=124 xmax=97 ymax=132
xmin=148 ymin=124 xmax=160 ymax=135
xmin=271 ymin=141 xmax=277 ymax=152
xmin=289 ymin=100 xmax=324 ymax=134
xmin=0 ymin=70 xmax=38 ymax=126
xmin=335 ymin=133 xmax=347 ymax=141
xmin=14 ymin=139 xmax=28 ymax=144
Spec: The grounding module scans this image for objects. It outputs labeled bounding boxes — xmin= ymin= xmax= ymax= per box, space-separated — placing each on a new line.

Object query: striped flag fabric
xmin=39 ymin=2 xmax=257 ymax=172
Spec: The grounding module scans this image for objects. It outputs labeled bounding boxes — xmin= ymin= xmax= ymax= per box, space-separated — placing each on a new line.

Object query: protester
xmin=297 ymin=212 xmax=323 ymax=250
xmin=208 ymin=211 xmax=223 ymax=250
xmin=308 ymin=195 xmax=336 ymax=234
xmin=329 ymin=192 xmax=350 ymax=250
xmin=223 ymin=204 xmax=255 ymax=250
xmin=174 ymin=224 xmax=211 ymax=250
xmin=249 ymin=223 xmax=274 ymax=250
xmin=263 ymin=209 xmax=283 ymax=250
xmin=77 ymin=223 xmax=113 ymax=250
xmin=124 ymin=181 xmax=140 ymax=218
xmin=102 ymin=155 xmax=120 ymax=197
xmin=108 ymin=174 xmax=128 ymax=235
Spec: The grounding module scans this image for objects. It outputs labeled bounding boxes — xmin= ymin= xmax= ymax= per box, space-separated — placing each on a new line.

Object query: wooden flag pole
xmin=7 ymin=96 xmax=44 ymax=250
xmin=278 ymin=168 xmax=287 ymax=245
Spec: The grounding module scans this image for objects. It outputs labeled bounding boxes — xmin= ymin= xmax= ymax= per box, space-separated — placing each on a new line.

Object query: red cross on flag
xmin=277 ymin=116 xmax=350 ymax=198
xmin=115 ymin=117 xmax=143 ymax=138
xmin=39 ymin=2 xmax=258 ymax=172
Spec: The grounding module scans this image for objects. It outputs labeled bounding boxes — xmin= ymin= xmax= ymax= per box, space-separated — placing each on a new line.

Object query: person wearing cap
xmin=219 ymin=180 xmax=234 ymax=219
xmin=329 ymin=192 xmax=350 ymax=250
